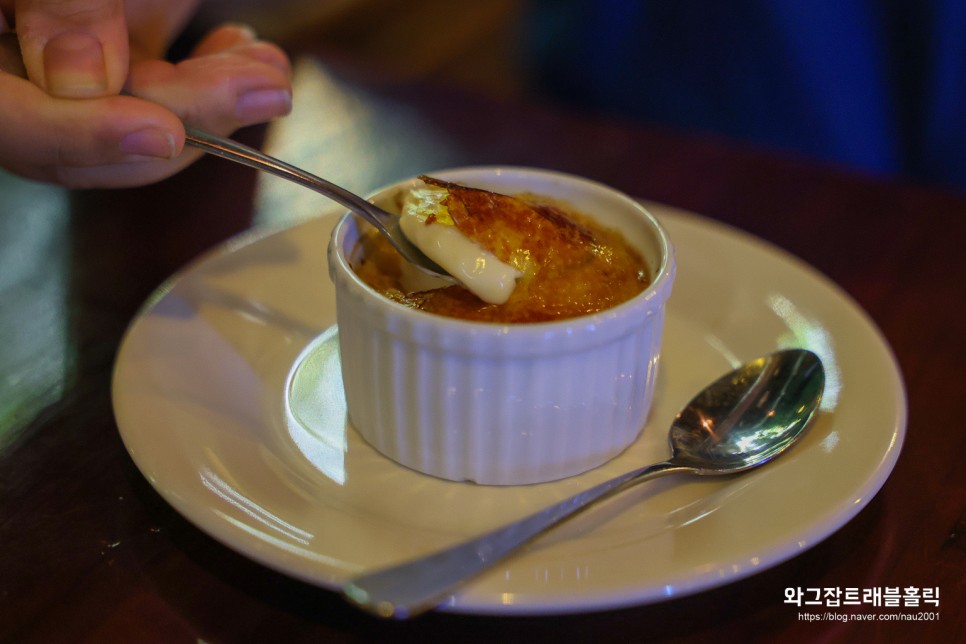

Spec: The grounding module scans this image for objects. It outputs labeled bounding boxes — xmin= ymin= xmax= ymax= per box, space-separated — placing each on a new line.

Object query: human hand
xmin=0 ymin=0 xmax=292 ymax=188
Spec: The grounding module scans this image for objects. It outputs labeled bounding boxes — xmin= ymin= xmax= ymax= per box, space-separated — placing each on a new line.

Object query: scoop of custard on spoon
xmin=399 ymin=176 xmax=604 ymax=305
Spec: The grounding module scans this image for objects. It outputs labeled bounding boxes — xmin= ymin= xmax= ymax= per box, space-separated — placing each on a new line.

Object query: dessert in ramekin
xmin=328 ymin=167 xmax=675 ymax=485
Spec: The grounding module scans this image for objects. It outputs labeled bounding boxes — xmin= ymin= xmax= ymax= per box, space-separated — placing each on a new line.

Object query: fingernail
xmin=119 ymin=128 xmax=176 ymax=159
xmin=235 ymin=89 xmax=292 ymax=122
xmin=44 ymin=32 xmax=108 ymax=97
xmin=228 ymin=22 xmax=258 ymax=41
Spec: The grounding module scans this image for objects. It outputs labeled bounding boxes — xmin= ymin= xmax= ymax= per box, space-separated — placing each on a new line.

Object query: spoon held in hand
xmin=0 ymin=33 xmax=450 ymax=280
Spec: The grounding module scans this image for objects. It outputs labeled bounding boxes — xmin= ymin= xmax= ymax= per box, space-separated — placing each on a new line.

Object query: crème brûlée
xmin=351 ymin=176 xmax=651 ymax=323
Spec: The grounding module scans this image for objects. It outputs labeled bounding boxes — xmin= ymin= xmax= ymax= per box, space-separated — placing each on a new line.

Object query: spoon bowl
xmin=668 ymin=349 xmax=825 ymax=473
xmin=343 ymin=348 xmax=824 ymax=618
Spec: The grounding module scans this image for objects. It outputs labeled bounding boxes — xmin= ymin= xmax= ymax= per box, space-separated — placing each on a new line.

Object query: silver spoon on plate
xmin=343 ymin=348 xmax=825 ymax=618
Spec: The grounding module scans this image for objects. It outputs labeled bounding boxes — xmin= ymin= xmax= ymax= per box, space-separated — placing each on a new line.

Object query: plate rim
xmin=112 ymin=202 xmax=907 ymax=615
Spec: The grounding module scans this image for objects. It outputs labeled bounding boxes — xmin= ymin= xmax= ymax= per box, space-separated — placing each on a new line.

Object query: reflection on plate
xmin=112 ymin=203 xmax=905 ymax=615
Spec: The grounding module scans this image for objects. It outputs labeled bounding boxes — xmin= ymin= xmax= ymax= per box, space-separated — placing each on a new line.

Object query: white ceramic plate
xmin=112 ymin=202 xmax=906 ymax=615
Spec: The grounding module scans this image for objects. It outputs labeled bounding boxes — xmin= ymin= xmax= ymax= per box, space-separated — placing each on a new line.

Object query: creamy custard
xmin=399 ymin=185 xmax=522 ymax=304
xmin=352 ymin=178 xmax=650 ymax=323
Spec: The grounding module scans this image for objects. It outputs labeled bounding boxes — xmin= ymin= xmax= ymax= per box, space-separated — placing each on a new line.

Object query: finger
xmin=129 ymin=32 xmax=292 ymax=134
xmin=45 ymin=149 xmax=198 ymax=188
xmin=187 ymin=23 xmax=290 ymax=76
xmin=182 ymin=22 xmax=256 ymax=57
xmin=0 ymin=73 xmax=192 ymax=187
xmin=15 ymin=0 xmax=129 ymax=97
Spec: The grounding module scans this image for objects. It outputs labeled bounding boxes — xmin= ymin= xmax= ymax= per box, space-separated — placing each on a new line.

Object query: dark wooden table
xmin=1 ymin=58 xmax=963 ymax=643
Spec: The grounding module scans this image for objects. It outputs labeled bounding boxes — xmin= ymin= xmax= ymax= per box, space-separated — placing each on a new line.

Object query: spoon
xmin=343 ymin=348 xmax=825 ymax=618
xmin=0 ymin=32 xmax=450 ymax=280
xmin=182 ymin=127 xmax=452 ymax=279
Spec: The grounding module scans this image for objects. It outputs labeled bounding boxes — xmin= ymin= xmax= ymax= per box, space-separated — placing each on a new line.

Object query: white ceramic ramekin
xmin=327 ymin=167 xmax=675 ymax=485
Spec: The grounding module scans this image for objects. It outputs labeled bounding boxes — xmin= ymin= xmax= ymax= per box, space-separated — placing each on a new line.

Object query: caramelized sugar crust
xmin=353 ymin=180 xmax=650 ymax=323
xmin=419 ymin=176 xmax=595 ymax=271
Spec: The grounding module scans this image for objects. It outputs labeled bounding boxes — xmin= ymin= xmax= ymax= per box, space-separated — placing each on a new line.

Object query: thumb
xmin=15 ymin=0 xmax=128 ymax=98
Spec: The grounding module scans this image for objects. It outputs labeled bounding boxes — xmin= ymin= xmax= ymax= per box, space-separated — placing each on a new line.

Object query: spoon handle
xmin=343 ymin=460 xmax=688 ymax=618
xmin=183 ymin=126 xmax=393 ymax=230
xmin=183 ymin=127 xmax=449 ymax=276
